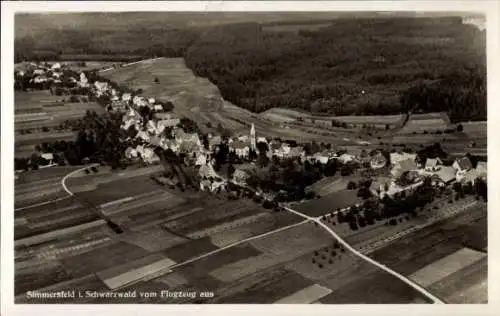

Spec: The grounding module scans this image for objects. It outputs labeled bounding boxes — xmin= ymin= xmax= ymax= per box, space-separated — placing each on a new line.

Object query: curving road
xmin=228 ymin=179 xmax=445 ymax=304
xmin=280 ymin=204 xmax=445 ymax=304
xmin=61 ymin=163 xmax=100 ymax=196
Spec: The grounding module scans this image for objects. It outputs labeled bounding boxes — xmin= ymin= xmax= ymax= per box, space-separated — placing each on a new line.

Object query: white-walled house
xmin=425 ymin=158 xmax=443 ymax=172
xmin=453 ymin=157 xmax=473 ymax=181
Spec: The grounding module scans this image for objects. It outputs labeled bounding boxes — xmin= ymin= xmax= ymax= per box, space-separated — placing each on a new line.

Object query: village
xmin=13 ymin=61 xmax=488 ymax=230
xmin=8 ymin=11 xmax=490 ymax=306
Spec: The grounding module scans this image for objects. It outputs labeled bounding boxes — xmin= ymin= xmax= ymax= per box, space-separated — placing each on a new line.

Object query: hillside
xmin=184 ymin=17 xmax=485 ymax=120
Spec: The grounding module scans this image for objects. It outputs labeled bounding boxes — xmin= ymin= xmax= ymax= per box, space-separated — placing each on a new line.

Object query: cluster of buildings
xmin=370 ymin=152 xmax=487 ymax=199
xmin=15 ymin=62 xmax=64 ymax=84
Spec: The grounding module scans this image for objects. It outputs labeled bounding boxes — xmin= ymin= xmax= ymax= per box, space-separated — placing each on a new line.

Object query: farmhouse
xmin=337 ymin=153 xmax=356 ymax=164
xmin=156 ymin=114 xmax=181 ymax=129
xmin=257 ymin=136 xmax=268 ymax=144
xmin=198 ymin=163 xmax=219 ymax=180
xmin=136 ymin=146 xmax=160 ymax=164
xmin=453 ymin=156 xmax=473 ymax=177
xmin=430 ymin=174 xmax=446 ymax=187
xmin=122 ymin=93 xmax=132 ymax=102
xmin=230 ymin=140 xmax=250 ymax=158
xmin=390 ymin=152 xmax=417 ymax=165
xmin=476 ymin=161 xmax=487 ymax=173
xmin=460 ymin=168 xmax=486 ymax=185
xmin=369 ymin=177 xmax=392 ymax=198
xmin=125 ymin=147 xmax=139 ymax=159
xmin=208 ymin=135 xmax=222 ymax=151
xmin=40 ymin=153 xmax=54 ymax=165
xmin=233 ymin=169 xmax=250 ymax=184
xmin=434 ymin=166 xmax=456 ymax=184
xmin=312 ymin=152 xmax=330 ymax=164
xmin=370 ymin=176 xmax=424 ymax=198
xmin=425 ymin=158 xmax=443 ymax=172
xmin=391 ymin=158 xmax=418 ymax=178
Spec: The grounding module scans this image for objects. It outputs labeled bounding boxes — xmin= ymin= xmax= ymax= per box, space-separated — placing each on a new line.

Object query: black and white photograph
xmin=1 ymin=1 xmax=497 ymax=313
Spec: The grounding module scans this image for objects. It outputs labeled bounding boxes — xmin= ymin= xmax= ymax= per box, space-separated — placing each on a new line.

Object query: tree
xmin=457 ymin=124 xmax=464 ymax=132
xmin=347 ymin=181 xmax=357 ymax=190
xmin=227 ymin=164 xmax=236 ymax=178
xmin=154 ymin=77 xmax=160 ymax=83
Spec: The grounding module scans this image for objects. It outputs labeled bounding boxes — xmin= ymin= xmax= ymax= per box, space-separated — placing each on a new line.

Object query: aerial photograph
xmin=13 ymin=11 xmax=487 ymax=304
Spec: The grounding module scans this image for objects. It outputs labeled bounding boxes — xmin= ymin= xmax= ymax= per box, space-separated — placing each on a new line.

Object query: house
xmin=268 ymin=141 xmax=282 ymax=158
xmin=156 ymin=113 xmax=181 ymax=128
xmin=233 ymin=169 xmax=250 ymax=184
xmin=195 ymin=153 xmax=208 ymax=166
xmin=460 ymin=168 xmax=487 ymax=185
xmin=40 ymin=153 xmax=54 ymax=165
xmin=136 ymin=146 xmax=160 ymax=164
xmin=208 ymin=135 xmax=222 ymax=151
xmin=370 ymin=153 xmax=387 ymax=169
xmin=452 ymin=157 xmax=473 ymax=173
xmin=338 ymin=153 xmax=355 ymax=164
xmin=390 ymin=152 xmax=417 ymax=165
xmin=287 ymin=146 xmax=305 ymax=159
xmin=122 ymin=93 xmax=132 ymax=102
xmin=199 ymin=179 xmax=212 ymax=191
xmin=238 ymin=135 xmax=249 ymax=143
xmin=136 ymin=130 xmax=150 ymax=142
xmin=476 ymin=161 xmax=487 ymax=174
xmin=430 ymin=174 xmax=446 ymax=187
xmin=312 ymin=152 xmax=330 ymax=164
xmin=370 ymin=176 xmax=423 ymax=198
xmin=94 ymin=81 xmax=109 ymax=95
xmin=198 ymin=163 xmax=219 ymax=180
xmin=425 ymin=158 xmax=443 ymax=172
xmin=257 ymin=137 xmax=268 ymax=144
xmin=33 ymin=69 xmax=45 ymax=76
xmin=179 ymin=140 xmax=202 ymax=155
xmin=174 ymin=129 xmax=201 ymax=146
xmin=434 ymin=166 xmax=456 ymax=184
xmin=369 ymin=177 xmax=393 ymax=198
xmin=125 ymin=147 xmax=138 ymax=159
xmin=391 ymin=158 xmax=418 ymax=178
xmin=230 ymin=140 xmax=250 ymax=158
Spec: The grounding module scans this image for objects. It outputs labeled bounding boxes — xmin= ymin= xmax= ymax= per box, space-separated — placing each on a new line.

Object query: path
xmin=169 ymin=219 xmax=310 ymax=269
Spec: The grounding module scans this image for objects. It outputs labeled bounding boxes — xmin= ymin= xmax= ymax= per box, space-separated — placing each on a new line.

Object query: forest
xmin=15 ymin=16 xmax=486 ymax=120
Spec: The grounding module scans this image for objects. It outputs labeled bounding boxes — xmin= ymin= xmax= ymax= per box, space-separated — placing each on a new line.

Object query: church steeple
xmin=250 ymin=123 xmax=256 ymax=150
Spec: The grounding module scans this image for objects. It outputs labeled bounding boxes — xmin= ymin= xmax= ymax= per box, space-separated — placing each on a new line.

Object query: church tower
xmin=250 ymin=123 xmax=256 ymax=151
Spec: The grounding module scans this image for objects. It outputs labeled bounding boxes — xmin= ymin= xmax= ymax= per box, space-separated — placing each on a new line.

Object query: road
xmin=228 ymin=179 xmax=445 ymax=304
xmin=61 ymin=164 xmax=100 ymax=196
xmin=280 ymin=204 xmax=445 ymax=304
xmin=14 ymin=164 xmax=100 ymax=212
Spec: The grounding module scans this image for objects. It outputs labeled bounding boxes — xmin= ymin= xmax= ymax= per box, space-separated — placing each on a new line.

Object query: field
xmin=307 ymin=176 xmax=346 ymax=196
xmin=366 ymin=203 xmax=487 ymax=303
xmin=15 ymin=164 xmax=439 ymax=304
xmin=262 ymin=23 xmax=333 ymax=33
xmin=16 ymin=167 xmax=485 ymax=303
xmin=294 ymin=189 xmax=362 ymax=217
xmin=397 ymin=112 xmax=451 ymax=134
xmin=14 ymin=90 xmax=105 ymax=157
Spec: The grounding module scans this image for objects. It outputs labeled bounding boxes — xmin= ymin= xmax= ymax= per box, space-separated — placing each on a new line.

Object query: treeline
xmin=14 ymin=27 xmax=199 ymax=63
xmin=400 ymin=68 xmax=486 ymax=122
